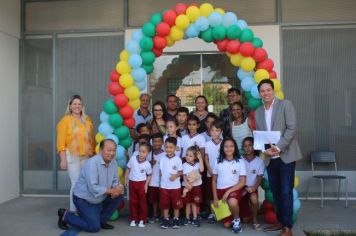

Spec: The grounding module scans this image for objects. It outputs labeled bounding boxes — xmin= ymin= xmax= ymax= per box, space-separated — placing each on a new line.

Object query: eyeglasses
xmin=154 ymin=109 xmax=163 ymax=112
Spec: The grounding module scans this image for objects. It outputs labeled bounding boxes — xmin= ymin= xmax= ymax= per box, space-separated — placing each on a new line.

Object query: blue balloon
xmin=185 ymin=24 xmax=199 ymax=38
xmin=98 ymin=122 xmax=114 ymax=136
xmin=237 ymin=68 xmax=255 ymax=80
xmin=126 ymin=40 xmax=141 ymax=54
xmin=293 ymin=198 xmax=301 ymax=211
xmin=100 ymin=111 xmax=110 ymax=123
xmin=131 ymin=30 xmax=143 ymax=42
xmin=136 ymin=80 xmax=147 ymax=91
xmin=237 ymin=19 xmax=248 ymax=29
xmin=208 ymin=12 xmax=223 ymax=27
xmin=223 ymin=12 xmax=238 ymax=27
xmin=128 ymin=54 xmax=142 ymax=68
xmin=131 ymin=67 xmax=147 ymax=82
xmin=116 ymin=145 xmax=126 ymax=161
xmin=241 ymin=76 xmax=256 ymax=92
xmin=118 ymin=158 xmax=127 ymax=169
xmin=194 ymin=17 xmax=210 ymax=31
xmin=106 ymin=134 xmax=119 ymax=145
xmin=264 ymin=170 xmax=269 ymax=181
xmin=251 ymin=84 xmax=260 ymax=99
xmin=293 ymin=189 xmax=299 ymax=200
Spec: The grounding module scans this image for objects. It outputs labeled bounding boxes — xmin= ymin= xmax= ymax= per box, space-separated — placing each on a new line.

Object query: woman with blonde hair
xmin=57 ymin=95 xmax=95 ymax=211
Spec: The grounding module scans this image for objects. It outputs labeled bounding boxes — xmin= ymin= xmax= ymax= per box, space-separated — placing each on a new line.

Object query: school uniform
xmin=205 ymin=139 xmax=222 ymax=200
xmin=182 ymin=162 xmax=202 ymax=204
xmin=181 ymin=133 xmax=206 ymax=158
xmin=163 ymin=134 xmax=183 ymax=157
xmin=148 ymin=150 xmax=165 ymax=205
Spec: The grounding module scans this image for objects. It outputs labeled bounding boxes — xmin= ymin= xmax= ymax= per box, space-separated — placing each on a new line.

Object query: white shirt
xmin=127 ymin=156 xmax=152 ymax=181
xmin=182 ymin=162 xmax=202 ymax=187
xmin=205 ymin=139 xmax=222 ymax=177
xmin=163 ymin=135 xmax=183 ymax=157
xmin=241 ymin=156 xmax=265 ymax=187
xmin=264 ymin=98 xmax=279 ymax=159
xmin=159 ymin=154 xmax=183 ymax=189
xmin=149 ymin=150 xmax=165 ymax=187
xmin=131 ymin=150 xmax=153 ymax=161
xmin=213 ymin=159 xmax=247 ymax=189
xmin=181 ymin=133 xmax=206 ymax=158
xmin=202 ymin=131 xmax=223 ymax=142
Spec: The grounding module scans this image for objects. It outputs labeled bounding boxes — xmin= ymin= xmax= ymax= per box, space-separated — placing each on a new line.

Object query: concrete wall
xmin=0 ymin=0 xmax=20 ymax=203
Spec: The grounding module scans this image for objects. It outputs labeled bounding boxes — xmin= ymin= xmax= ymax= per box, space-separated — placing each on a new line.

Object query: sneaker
xmin=172 ymin=218 xmax=180 ymax=229
xmin=130 ymin=220 xmax=136 ymax=227
xmin=160 ymin=218 xmax=169 ymax=229
xmin=155 ymin=216 xmax=160 ymax=223
xmin=232 ymin=219 xmax=242 ymax=233
xmin=182 ymin=218 xmax=191 ymax=226
xmin=148 ymin=217 xmax=155 ymax=224
xmin=138 ymin=220 xmax=145 ymax=228
xmin=208 ymin=213 xmax=216 ymax=223
xmin=192 ymin=219 xmax=200 ymax=227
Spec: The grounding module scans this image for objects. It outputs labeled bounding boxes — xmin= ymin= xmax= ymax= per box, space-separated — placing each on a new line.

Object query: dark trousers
xmin=64 ymin=195 xmax=123 ymax=232
xmin=267 ymin=158 xmax=295 ymax=228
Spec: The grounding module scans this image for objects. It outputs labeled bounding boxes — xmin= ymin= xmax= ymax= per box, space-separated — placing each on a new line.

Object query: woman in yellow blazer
xmin=57 ymin=95 xmax=95 ymax=211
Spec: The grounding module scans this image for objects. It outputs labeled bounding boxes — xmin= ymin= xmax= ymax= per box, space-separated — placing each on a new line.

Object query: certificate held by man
xmin=253 ymin=130 xmax=281 ymax=151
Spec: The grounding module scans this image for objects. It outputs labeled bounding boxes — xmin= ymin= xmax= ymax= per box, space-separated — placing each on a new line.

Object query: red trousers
xmin=129 ymin=180 xmax=147 ymax=222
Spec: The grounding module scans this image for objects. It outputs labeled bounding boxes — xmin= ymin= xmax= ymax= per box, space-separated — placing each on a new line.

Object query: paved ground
xmin=0 ymin=197 xmax=355 ymax=236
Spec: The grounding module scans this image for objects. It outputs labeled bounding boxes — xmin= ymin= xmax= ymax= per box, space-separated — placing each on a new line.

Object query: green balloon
xmin=120 ymin=137 xmax=133 ymax=149
xmin=109 ymin=210 xmax=119 ymax=221
xmin=109 ymin=113 xmax=123 ymax=128
xmin=292 ymin=212 xmax=297 ymax=223
xmin=142 ymin=22 xmax=156 ymax=37
xmin=115 ymin=126 xmax=130 ymax=140
xmin=240 ymin=28 xmax=254 ymax=42
xmin=103 ymin=100 xmax=118 ymax=114
xmin=261 ymin=178 xmax=270 ymax=190
xmin=252 ymin=37 xmax=263 ymax=48
xmin=140 ymin=51 xmax=155 ymax=65
xmin=150 ymin=13 xmax=163 ymax=26
xmin=227 ymin=25 xmax=241 ymax=39
xmin=212 ymin=25 xmax=227 ymax=40
xmin=202 ymin=28 xmax=214 ymax=43
xmin=140 ymin=36 xmax=154 ymax=51
xmin=142 ymin=64 xmax=154 ymax=74
xmin=244 ymin=91 xmax=252 ymax=100
xmin=248 ymin=97 xmax=263 ymax=110
xmin=265 ymin=190 xmax=274 ymax=203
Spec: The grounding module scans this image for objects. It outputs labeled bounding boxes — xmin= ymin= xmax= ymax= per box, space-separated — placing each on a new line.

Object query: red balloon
xmin=110 ymin=70 xmax=120 ymax=82
xmin=226 ymin=40 xmax=241 ymax=54
xmin=216 ymin=39 xmax=229 ymax=52
xmin=269 ymin=70 xmax=277 ymax=79
xmin=264 ymin=210 xmax=278 ymax=224
xmin=119 ymin=105 xmax=134 ymax=119
xmin=163 ymin=10 xmax=177 ymax=26
xmin=262 ymin=200 xmax=275 ymax=212
xmin=240 ymin=42 xmax=255 ymax=57
xmin=253 ymin=48 xmax=267 ymax=62
xmin=114 ymin=94 xmax=128 ymax=107
xmin=108 ymin=82 xmax=124 ymax=96
xmin=174 ymin=3 xmax=187 ymax=15
xmin=156 ymin=22 xmax=171 ymax=37
xmin=123 ymin=117 xmax=135 ymax=129
xmin=118 ymin=200 xmax=125 ymax=210
xmin=153 ymin=36 xmax=167 ymax=49
xmin=152 ymin=47 xmax=163 ymax=57
xmin=257 ymin=58 xmax=274 ymax=72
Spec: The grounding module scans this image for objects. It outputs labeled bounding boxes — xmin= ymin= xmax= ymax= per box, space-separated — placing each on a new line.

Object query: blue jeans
xmin=64 ymin=195 xmax=123 ymax=232
xmin=267 ymin=158 xmax=295 ymax=228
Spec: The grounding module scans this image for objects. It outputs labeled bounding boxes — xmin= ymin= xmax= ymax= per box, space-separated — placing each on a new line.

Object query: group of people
xmin=56 ymin=79 xmax=301 ymax=236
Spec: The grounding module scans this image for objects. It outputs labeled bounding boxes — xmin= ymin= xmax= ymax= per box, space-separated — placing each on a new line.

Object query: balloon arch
xmin=95 ymin=2 xmax=300 ymax=222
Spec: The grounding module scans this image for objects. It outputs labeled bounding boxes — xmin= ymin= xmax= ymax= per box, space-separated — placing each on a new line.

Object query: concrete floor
xmin=0 ymin=197 xmax=355 ymax=236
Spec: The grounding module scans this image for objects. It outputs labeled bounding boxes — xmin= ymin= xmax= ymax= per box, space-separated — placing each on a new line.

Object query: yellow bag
xmin=211 ymin=200 xmax=232 ymax=221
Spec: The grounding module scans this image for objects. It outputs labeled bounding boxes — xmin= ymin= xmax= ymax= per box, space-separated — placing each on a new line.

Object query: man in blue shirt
xmin=58 ymin=139 xmax=124 ymax=232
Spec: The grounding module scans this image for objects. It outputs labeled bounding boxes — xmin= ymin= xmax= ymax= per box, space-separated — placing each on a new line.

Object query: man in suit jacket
xmin=255 ymin=79 xmax=302 ymax=236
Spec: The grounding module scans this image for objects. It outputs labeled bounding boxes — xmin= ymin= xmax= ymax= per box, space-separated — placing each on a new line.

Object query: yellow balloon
xmin=175 ymin=14 xmax=190 ymax=30
xmin=241 ymin=57 xmax=256 ymax=72
xmin=294 ymin=176 xmax=299 ymax=188
xmin=272 ymin=79 xmax=282 ymax=92
xmin=254 ymin=69 xmax=270 ymax=83
xmin=276 ymin=90 xmax=284 ymax=100
xmin=118 ymin=166 xmax=123 ymax=178
xmin=120 ymin=177 xmax=125 ymax=185
xmin=128 ymin=98 xmax=141 ymax=110
xmin=166 ymin=36 xmax=175 ymax=47
xmin=230 ymin=53 xmax=243 ymax=66
xmin=95 ymin=133 xmax=105 ymax=144
xmin=214 ymin=8 xmax=225 ymax=15
xmin=95 ymin=144 xmax=100 ymax=154
xmin=119 ymin=50 xmax=130 ymax=61
xmin=119 ymin=73 xmax=134 ymax=88
xmin=200 ymin=3 xmax=214 ymax=17
xmin=186 ymin=6 xmax=200 ymax=22
xmin=124 ymin=86 xmax=140 ymax=100
xmin=116 ymin=61 xmax=131 ymax=74
xmin=169 ymin=26 xmax=184 ymax=41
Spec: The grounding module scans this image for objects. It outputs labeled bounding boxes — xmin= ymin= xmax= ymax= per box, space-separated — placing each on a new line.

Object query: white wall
xmin=0 ymin=0 xmax=20 ymax=204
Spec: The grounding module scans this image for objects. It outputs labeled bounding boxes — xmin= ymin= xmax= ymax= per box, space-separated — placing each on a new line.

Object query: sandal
xmin=253 ymin=223 xmax=262 ymax=231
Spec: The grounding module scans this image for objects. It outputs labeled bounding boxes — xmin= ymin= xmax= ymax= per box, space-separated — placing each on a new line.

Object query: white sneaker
xmin=138 ymin=220 xmax=145 ymax=228
xmin=130 ymin=220 xmax=137 ymax=227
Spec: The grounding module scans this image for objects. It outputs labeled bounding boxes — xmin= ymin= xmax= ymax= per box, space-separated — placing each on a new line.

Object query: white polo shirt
xmin=182 ymin=162 xmax=202 ymax=187
xmin=159 ymin=154 xmax=183 ymax=189
xmin=133 ymin=109 xmax=152 ymax=128
xmin=130 ymin=150 xmax=153 ymax=162
xmin=213 ymin=159 xmax=247 ymax=189
xmin=149 ymin=150 xmax=165 ymax=187
xmin=205 ymin=139 xmax=222 ymax=177
xmin=127 ymin=156 xmax=152 ymax=182
xmin=163 ymin=135 xmax=183 ymax=157
xmin=241 ymin=156 xmax=265 ymax=187
xmin=181 ymin=133 xmax=206 ymax=158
